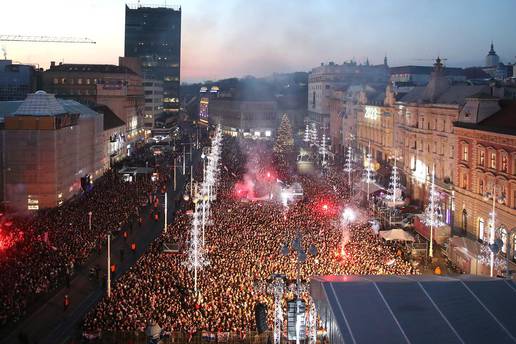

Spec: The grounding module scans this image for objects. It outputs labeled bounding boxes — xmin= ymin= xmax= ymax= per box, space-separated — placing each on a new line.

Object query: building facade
xmin=143 ymin=75 xmax=163 ymax=129
xmin=40 ymin=59 xmax=145 ymax=153
xmin=395 ymin=58 xmax=489 ymax=224
xmin=0 ymin=91 xmax=109 ymax=210
xmin=0 ymin=60 xmax=37 ymax=101
xmin=125 ymin=4 xmax=181 ymax=115
xmin=209 ymin=99 xmax=278 ymax=138
xmin=454 ymin=97 xmax=516 ymax=261
xmin=308 ymin=61 xmax=389 ymax=127
xmin=355 ymin=85 xmax=398 ymax=186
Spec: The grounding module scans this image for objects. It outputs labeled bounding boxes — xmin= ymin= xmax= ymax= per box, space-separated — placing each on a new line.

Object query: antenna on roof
xmin=1 ymin=46 xmax=6 ymax=60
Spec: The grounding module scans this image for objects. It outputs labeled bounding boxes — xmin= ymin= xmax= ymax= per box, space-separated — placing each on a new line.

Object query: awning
xmin=379 ymin=228 xmax=415 ymax=242
xmin=362 ymin=182 xmax=385 ymax=195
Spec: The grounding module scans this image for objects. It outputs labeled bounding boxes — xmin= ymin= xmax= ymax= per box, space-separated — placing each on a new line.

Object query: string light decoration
xmin=319 ymin=134 xmax=328 ymax=167
xmin=184 ymin=202 xmax=209 ymax=294
xmin=343 ymin=146 xmax=354 ymax=194
xmin=310 ymin=123 xmax=318 ymax=146
xmin=184 ymin=125 xmax=223 ymax=294
xmin=362 ymin=142 xmax=375 ymax=201
xmin=422 ymin=166 xmax=444 ymax=257
xmin=308 ymin=299 xmax=317 ymax=344
xmin=303 ymin=124 xmax=311 ymax=143
xmin=385 ymin=157 xmax=404 ymax=208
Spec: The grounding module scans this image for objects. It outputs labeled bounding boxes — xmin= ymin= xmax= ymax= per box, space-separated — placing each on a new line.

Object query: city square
xmin=0 ymin=1 xmax=516 ymax=343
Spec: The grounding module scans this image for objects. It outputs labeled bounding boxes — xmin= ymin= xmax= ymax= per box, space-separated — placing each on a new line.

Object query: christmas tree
xmin=273 ymin=113 xmax=294 ymax=154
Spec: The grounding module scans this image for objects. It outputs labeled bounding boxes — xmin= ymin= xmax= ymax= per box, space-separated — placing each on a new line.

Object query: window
xmin=462 ymin=145 xmax=469 ymax=161
xmin=86 ymin=79 xmax=91 ymax=85
xmin=77 ymin=78 xmax=83 ymax=85
xmin=502 ymin=155 xmax=508 ymax=173
xmin=53 ymin=78 xmax=58 ymax=85
xmin=479 ymin=150 xmax=485 ymax=166
xmin=461 ymin=173 xmax=468 ymax=189
xmin=312 ymin=92 xmax=315 ymax=108
xmin=479 ymin=179 xmax=484 ymax=195
xmin=479 ymin=218 xmax=485 ymax=241
xmin=490 ymin=152 xmax=496 ymax=169
xmin=513 ymin=236 xmax=516 ymax=261
xmin=498 ymin=226 xmax=508 ymax=254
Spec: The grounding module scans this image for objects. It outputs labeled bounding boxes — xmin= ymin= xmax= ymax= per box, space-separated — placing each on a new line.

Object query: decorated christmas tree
xmin=273 ymin=113 xmax=294 ymax=154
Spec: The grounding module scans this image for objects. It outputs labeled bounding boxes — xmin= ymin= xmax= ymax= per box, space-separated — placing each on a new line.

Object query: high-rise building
xmin=125 ymin=4 xmax=181 ymax=117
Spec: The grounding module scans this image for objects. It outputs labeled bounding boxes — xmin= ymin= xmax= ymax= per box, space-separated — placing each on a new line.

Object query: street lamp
xmin=88 ymin=211 xmax=93 ymax=232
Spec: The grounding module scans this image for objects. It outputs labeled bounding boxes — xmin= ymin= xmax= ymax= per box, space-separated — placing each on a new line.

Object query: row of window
xmin=53 ymin=78 xmax=98 ymax=85
xmin=417 ymin=116 xmax=452 ymax=133
xmin=462 ymin=144 xmax=514 ymax=175
xmin=460 ymin=171 xmax=516 ymax=209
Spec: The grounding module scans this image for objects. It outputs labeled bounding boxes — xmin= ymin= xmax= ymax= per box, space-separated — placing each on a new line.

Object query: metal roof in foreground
xmin=311 ymin=275 xmax=516 ymax=344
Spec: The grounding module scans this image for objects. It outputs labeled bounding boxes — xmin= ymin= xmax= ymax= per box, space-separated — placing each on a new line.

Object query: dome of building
xmin=13 ymin=91 xmax=66 ymax=116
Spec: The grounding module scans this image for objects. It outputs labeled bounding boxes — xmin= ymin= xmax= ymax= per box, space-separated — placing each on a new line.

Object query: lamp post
xmin=107 ymin=233 xmax=111 ymax=298
xmin=173 ymin=156 xmax=177 ymax=191
xmin=88 ymin=211 xmax=92 ymax=232
xmin=164 ymin=192 xmax=168 ymax=233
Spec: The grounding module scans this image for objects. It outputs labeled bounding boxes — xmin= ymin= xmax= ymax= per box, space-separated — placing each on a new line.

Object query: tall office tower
xmin=125 ymin=4 xmax=181 ymax=116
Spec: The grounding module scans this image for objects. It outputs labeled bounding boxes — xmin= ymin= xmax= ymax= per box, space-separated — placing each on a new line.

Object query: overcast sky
xmin=1 ymin=0 xmax=515 ymax=82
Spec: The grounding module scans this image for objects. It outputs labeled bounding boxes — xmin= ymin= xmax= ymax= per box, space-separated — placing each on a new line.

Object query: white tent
xmin=379 ymin=228 xmax=415 ymax=242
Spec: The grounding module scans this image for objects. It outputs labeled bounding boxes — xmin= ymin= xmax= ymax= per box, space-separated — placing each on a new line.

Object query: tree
xmin=273 ymin=113 xmax=294 ymax=154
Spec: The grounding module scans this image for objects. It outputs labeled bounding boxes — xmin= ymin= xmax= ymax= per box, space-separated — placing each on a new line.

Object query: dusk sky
xmin=1 ymin=0 xmax=516 ymax=82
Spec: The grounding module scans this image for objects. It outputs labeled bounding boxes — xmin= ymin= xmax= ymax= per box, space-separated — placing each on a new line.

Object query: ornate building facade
xmin=395 ymin=58 xmax=489 ymax=225
xmin=454 ymin=96 xmax=516 ymax=261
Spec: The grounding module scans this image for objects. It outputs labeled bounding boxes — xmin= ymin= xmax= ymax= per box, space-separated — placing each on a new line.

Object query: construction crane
xmin=0 ymin=35 xmax=95 ymax=44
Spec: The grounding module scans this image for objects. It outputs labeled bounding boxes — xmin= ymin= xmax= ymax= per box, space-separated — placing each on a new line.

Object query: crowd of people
xmin=82 ymin=137 xmax=419 ymax=340
xmin=0 ymin=141 xmax=179 ymax=329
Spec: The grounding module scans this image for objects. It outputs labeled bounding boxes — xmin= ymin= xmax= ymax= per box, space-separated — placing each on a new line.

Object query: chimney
xmin=50 ymin=61 xmax=55 ymax=68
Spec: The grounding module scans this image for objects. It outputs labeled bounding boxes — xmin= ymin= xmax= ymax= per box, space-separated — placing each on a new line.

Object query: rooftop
xmin=0 ymin=91 xmax=104 ymax=120
xmin=455 ymin=99 xmax=516 ymax=135
xmin=13 ymin=90 xmax=67 ymax=116
xmin=47 ymin=63 xmax=137 ymax=75
xmin=126 ymin=3 xmax=181 ymax=11
xmin=390 ymin=65 xmax=465 ymax=76
xmin=311 ymin=274 xmax=516 ymax=344
xmin=400 ymin=84 xmax=488 ymax=105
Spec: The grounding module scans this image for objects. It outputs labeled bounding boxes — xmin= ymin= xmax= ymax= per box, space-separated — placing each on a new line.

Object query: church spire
xmin=384 ymin=54 xmax=388 ymax=67
xmin=489 ymin=41 xmax=495 ymax=54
